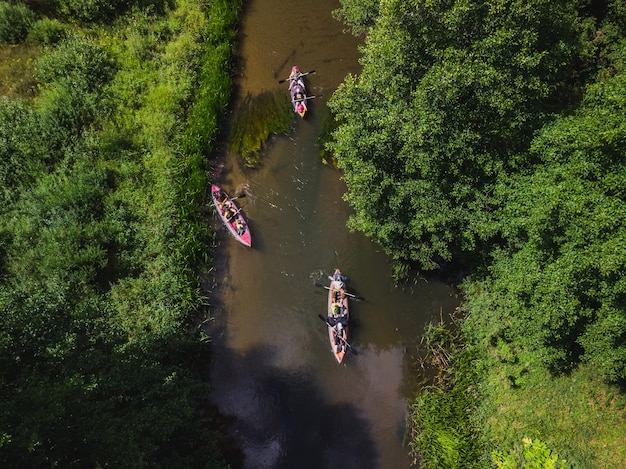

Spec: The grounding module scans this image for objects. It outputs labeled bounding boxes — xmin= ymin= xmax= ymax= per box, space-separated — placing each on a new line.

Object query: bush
xmin=493 ymin=437 xmax=567 ymax=469
xmin=0 ymin=1 xmax=37 ymax=44
xmin=0 ymin=98 xmax=45 ymax=206
xmin=58 ymin=0 xmax=120 ymax=22
xmin=35 ymin=35 xmax=116 ymax=91
xmin=37 ymin=81 xmax=112 ymax=157
xmin=27 ymin=18 xmax=69 ymax=45
xmin=58 ymin=0 xmax=169 ymax=23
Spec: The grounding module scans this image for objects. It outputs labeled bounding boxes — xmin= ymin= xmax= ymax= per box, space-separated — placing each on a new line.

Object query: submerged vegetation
xmin=228 ymin=89 xmax=293 ymax=167
xmin=331 ymin=0 xmax=626 ymax=467
xmin=0 ymin=0 xmax=242 ymax=465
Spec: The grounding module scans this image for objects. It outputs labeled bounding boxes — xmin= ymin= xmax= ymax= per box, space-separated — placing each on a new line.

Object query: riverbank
xmin=0 ymin=0 xmax=241 ymax=465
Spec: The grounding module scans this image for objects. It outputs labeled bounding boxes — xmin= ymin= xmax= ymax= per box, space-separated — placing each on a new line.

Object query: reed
xmin=407 ymin=322 xmax=485 ymax=468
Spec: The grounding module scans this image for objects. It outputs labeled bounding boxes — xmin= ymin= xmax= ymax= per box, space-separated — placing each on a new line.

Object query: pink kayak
xmin=211 ymin=184 xmax=251 ymax=247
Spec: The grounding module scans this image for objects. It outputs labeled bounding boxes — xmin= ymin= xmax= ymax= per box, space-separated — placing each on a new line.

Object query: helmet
xmin=292 ymin=65 xmax=299 ymax=71
xmin=297 ymin=103 xmax=304 ymax=113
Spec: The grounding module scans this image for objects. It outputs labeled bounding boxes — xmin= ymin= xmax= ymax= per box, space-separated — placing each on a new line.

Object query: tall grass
xmin=0 ymin=0 xmax=243 ymax=465
xmin=407 ymin=322 xmax=486 ymax=468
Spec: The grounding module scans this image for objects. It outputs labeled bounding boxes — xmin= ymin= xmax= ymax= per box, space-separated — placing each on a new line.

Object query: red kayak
xmin=326 ymin=269 xmax=349 ymax=363
xmin=211 ymin=184 xmax=251 ymax=247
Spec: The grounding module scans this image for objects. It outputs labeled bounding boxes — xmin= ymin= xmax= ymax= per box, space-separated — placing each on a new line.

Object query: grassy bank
xmin=408 ymin=312 xmax=626 ymax=468
xmin=0 ymin=0 xmax=242 ymax=465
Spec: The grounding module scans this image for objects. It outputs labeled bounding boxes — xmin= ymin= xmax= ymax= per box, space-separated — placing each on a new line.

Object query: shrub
xmin=58 ymin=0 xmax=169 ymax=23
xmin=27 ymin=18 xmax=68 ymax=45
xmin=0 ymin=98 xmax=45 ymax=205
xmin=36 ymin=80 xmax=112 ymax=157
xmin=58 ymin=0 xmax=120 ymax=22
xmin=493 ymin=437 xmax=567 ymax=469
xmin=34 ymin=35 xmax=116 ymax=91
xmin=0 ymin=1 xmax=37 ymax=44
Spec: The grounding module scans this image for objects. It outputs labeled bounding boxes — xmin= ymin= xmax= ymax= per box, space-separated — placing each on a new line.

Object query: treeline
xmin=0 ymin=0 xmax=241 ymax=466
xmin=330 ymin=0 xmax=626 ymax=467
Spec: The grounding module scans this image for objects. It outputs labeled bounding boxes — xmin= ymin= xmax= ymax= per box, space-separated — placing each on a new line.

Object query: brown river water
xmin=206 ymin=1 xmax=461 ymax=468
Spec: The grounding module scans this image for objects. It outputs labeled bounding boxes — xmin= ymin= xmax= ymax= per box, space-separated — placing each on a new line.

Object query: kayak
xmin=326 ymin=269 xmax=349 ymax=363
xmin=287 ymin=65 xmax=308 ymax=117
xmin=211 ymin=184 xmax=251 ymax=247
xmin=290 ymin=82 xmax=308 ymax=117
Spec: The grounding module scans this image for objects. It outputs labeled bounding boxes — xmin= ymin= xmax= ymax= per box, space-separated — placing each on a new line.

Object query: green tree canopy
xmin=328 ymin=0 xmax=582 ymax=270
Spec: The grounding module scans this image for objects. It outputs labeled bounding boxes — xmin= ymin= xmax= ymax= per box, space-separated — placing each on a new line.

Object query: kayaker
xmin=288 ymin=66 xmax=304 ymax=90
xmin=224 ymin=203 xmax=238 ymax=220
xmin=234 ymin=218 xmax=245 ymax=235
xmin=292 ymin=84 xmax=305 ymax=99
xmin=335 ymin=322 xmax=344 ymax=353
xmin=220 ymin=201 xmax=231 ymax=217
xmin=215 ymin=189 xmax=227 ymax=203
xmin=331 ymin=269 xmax=345 ymax=289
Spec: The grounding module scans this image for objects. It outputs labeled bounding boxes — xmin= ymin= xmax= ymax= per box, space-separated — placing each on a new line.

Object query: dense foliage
xmin=331 ymin=0 xmax=626 ymax=466
xmin=0 ymin=0 xmax=241 ymax=466
xmin=330 ymin=0 xmax=586 ymax=271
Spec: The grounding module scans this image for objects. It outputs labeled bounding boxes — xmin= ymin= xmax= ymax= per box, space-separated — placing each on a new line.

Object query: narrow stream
xmin=206 ymin=1 xmax=460 ymax=468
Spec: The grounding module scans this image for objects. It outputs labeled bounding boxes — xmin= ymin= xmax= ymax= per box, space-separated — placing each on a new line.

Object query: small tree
xmin=0 ymin=2 xmax=37 ymax=44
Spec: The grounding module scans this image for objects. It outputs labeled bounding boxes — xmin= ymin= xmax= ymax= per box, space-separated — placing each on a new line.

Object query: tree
xmin=481 ymin=59 xmax=626 ymax=382
xmin=328 ymin=0 xmax=582 ymax=271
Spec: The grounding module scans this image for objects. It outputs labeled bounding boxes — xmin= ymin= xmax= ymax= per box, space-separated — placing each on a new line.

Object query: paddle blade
xmin=278 ymin=70 xmax=316 ymax=83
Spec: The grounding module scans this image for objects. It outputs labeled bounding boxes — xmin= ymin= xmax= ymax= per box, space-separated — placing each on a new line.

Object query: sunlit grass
xmin=479 ymin=362 xmax=626 ymax=468
xmin=0 ymin=43 xmax=40 ymax=98
xmin=406 ymin=322 xmax=485 ymax=469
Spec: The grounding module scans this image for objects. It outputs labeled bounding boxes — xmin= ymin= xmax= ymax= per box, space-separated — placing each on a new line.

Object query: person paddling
xmin=288 ymin=65 xmax=304 ymax=90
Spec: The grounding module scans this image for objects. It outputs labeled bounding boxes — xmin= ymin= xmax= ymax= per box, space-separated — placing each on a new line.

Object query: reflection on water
xmin=206 ymin=0 xmax=460 ymax=468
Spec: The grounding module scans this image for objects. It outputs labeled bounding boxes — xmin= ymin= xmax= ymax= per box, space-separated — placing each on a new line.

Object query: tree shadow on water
xmin=209 ymin=342 xmax=379 ymax=469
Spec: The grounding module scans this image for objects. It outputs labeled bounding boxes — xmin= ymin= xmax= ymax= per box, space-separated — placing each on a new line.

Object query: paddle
xmin=291 ymin=95 xmax=320 ymax=103
xmin=278 ymin=69 xmax=316 ymax=83
xmin=224 ymin=206 xmax=243 ymax=223
xmin=314 ymin=282 xmax=364 ymax=301
xmin=318 ymin=314 xmax=358 ymax=355
xmin=229 ymin=193 xmax=246 ymax=201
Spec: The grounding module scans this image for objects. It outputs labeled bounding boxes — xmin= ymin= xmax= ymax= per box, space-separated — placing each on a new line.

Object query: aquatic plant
xmin=228 ymin=89 xmax=293 ymax=167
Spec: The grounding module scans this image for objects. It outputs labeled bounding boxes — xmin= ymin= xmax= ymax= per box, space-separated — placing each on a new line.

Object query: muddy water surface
xmin=207 ymin=1 xmax=460 ymax=468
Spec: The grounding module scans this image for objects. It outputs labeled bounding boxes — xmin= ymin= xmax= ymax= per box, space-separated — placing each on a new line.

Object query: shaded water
xmin=206 ymin=1 xmax=460 ymax=468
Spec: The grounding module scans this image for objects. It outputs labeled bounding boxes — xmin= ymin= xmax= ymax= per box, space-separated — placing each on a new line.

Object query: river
xmin=206 ymin=1 xmax=460 ymax=468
